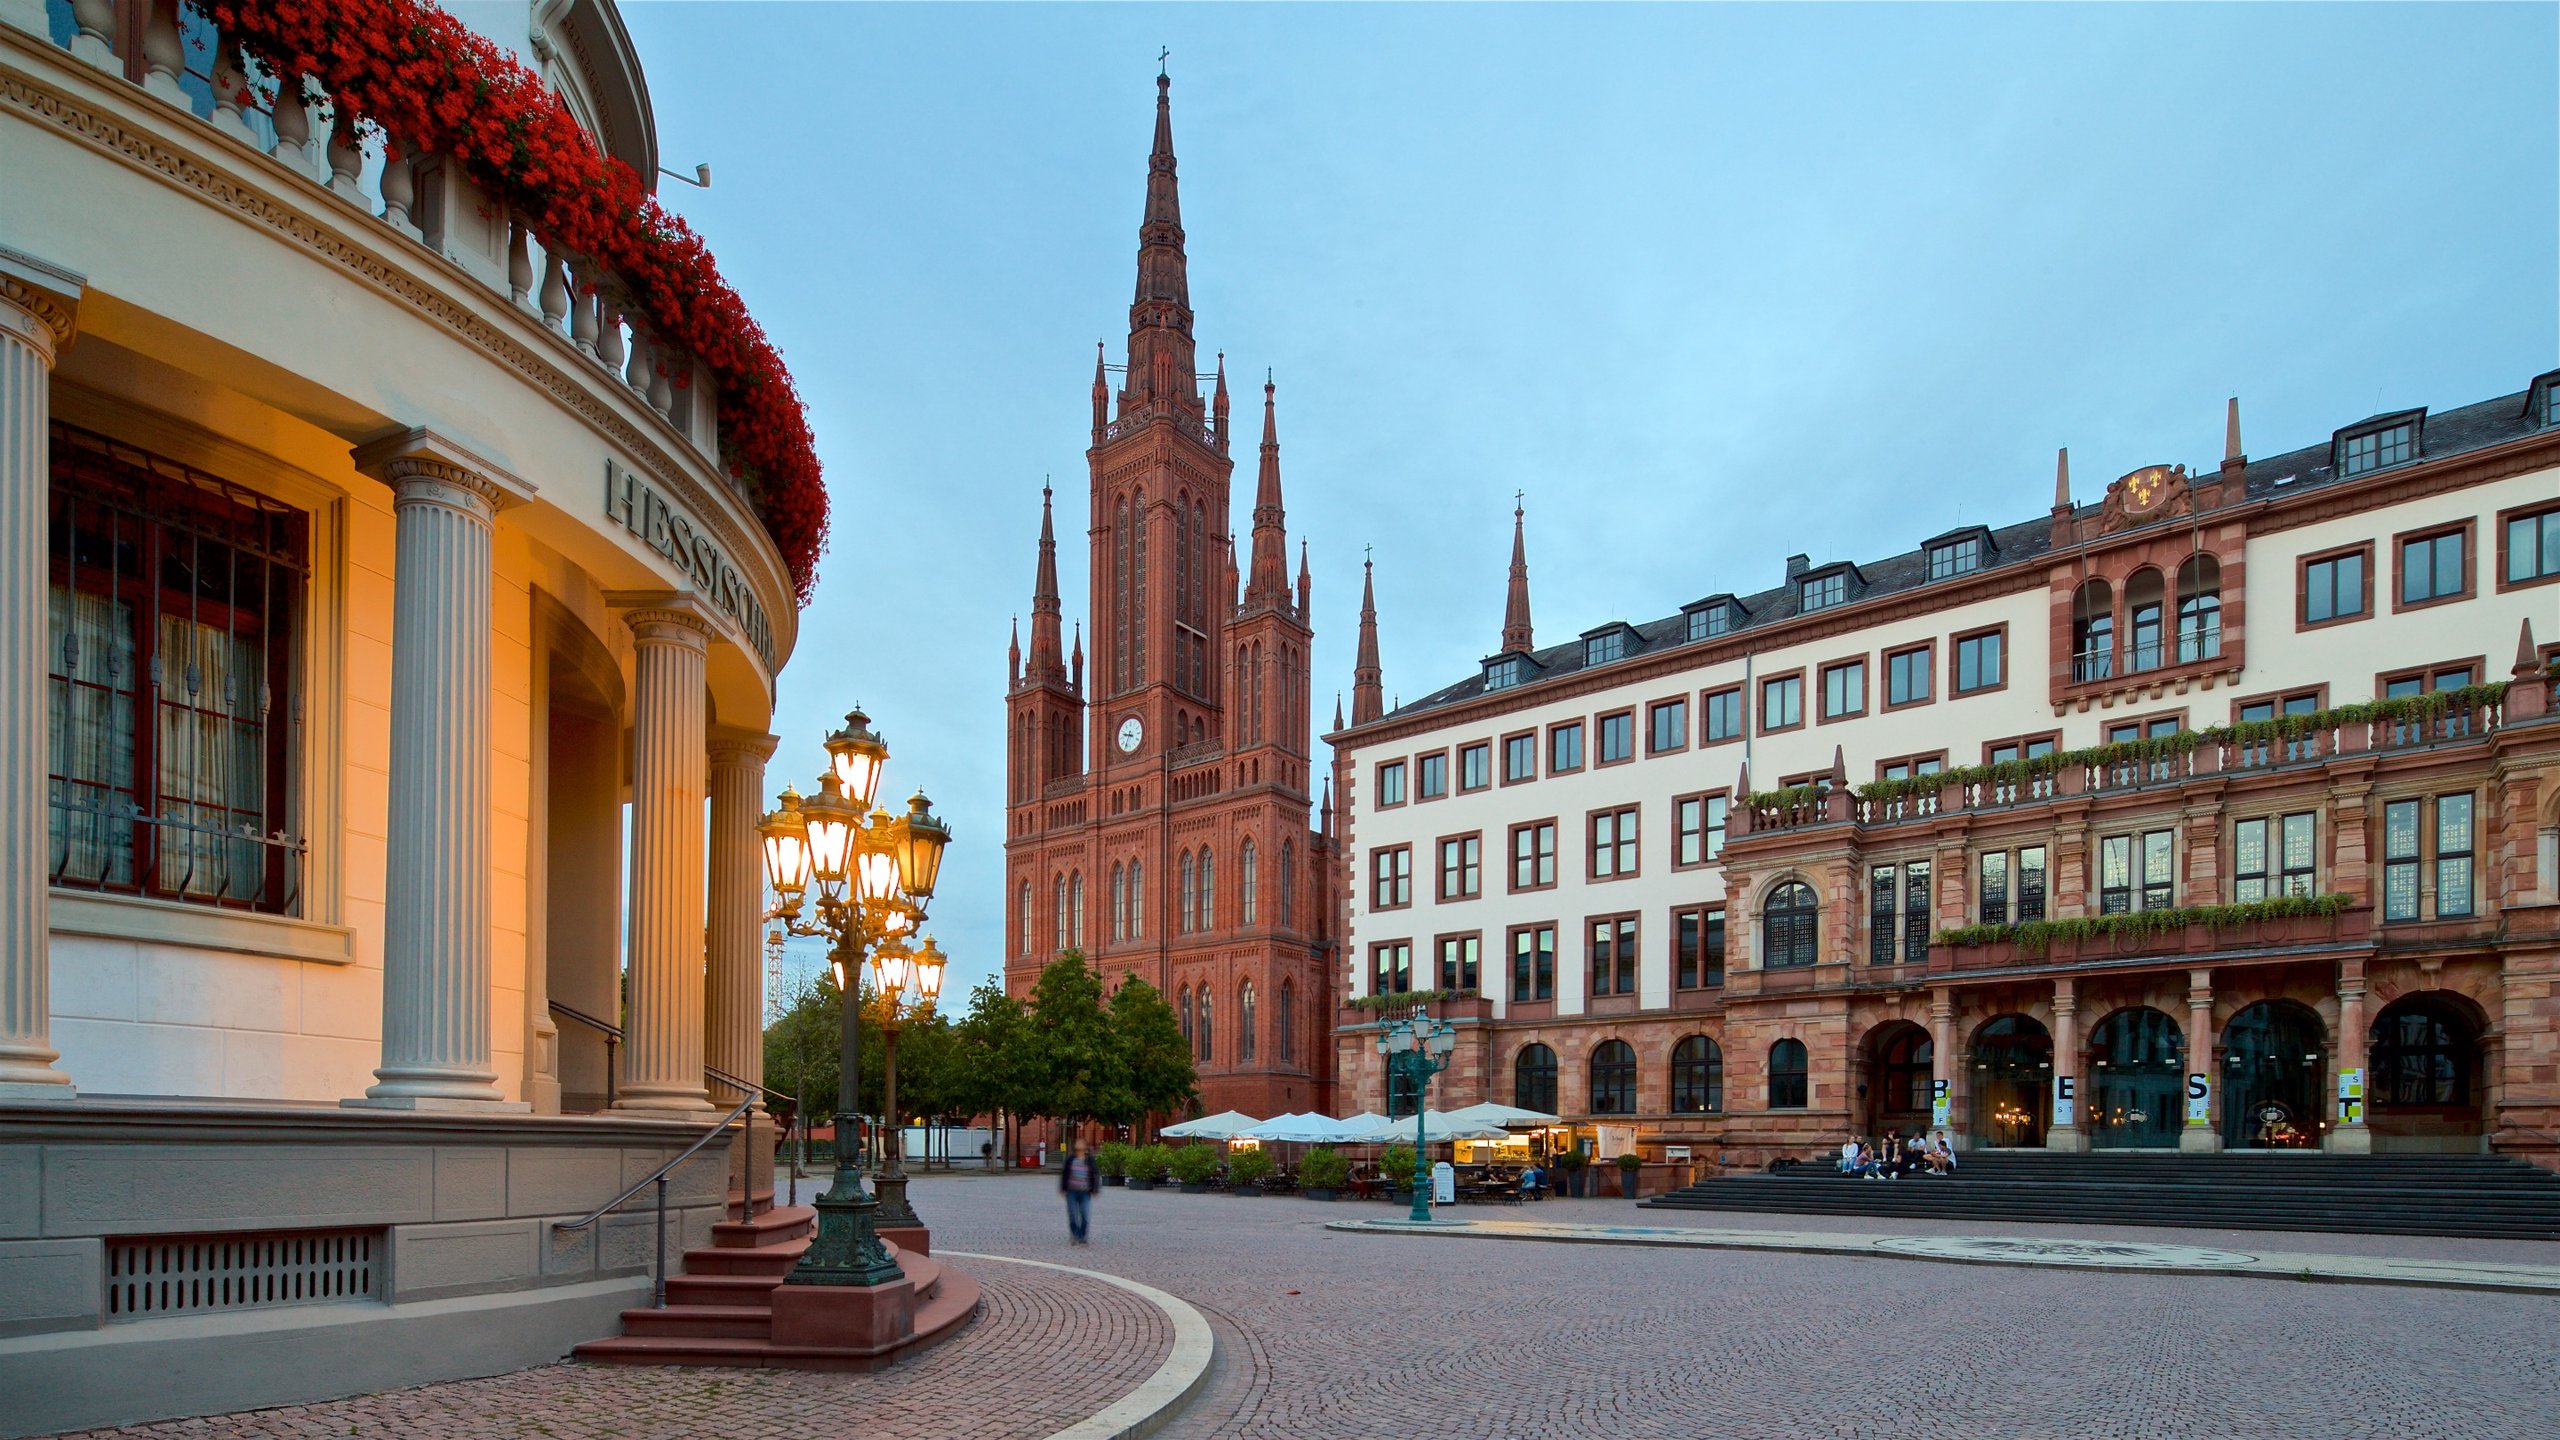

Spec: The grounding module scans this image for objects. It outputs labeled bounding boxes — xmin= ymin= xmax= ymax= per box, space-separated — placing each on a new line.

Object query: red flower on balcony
xmin=198 ymin=0 xmax=830 ymax=605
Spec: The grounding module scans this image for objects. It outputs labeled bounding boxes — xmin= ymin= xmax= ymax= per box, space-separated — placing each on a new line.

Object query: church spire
xmin=1246 ymin=375 xmax=1291 ymax=606
xmin=1123 ymin=69 xmax=1196 ymax=415
xmin=1090 ymin=341 xmax=1108 ymax=440
xmin=1501 ymin=500 xmax=1534 ymax=654
xmin=1028 ymin=484 xmax=1065 ymax=680
xmin=1008 ymin=616 xmax=1022 ymax=686
xmin=1297 ymin=539 xmax=1312 ymax=615
xmin=1351 ymin=556 xmax=1385 ymax=725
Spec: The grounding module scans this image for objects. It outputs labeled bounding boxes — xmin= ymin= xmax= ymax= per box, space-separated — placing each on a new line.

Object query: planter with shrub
xmin=1097 ymin=1141 xmax=1131 ymax=1186
xmin=1298 ymin=1146 xmax=1348 ymax=1201
xmin=1378 ymin=1142 xmax=1417 ymax=1201
xmin=1167 ymin=1143 xmax=1224 ymax=1193
xmin=1553 ymin=1147 xmax=1589 ymax=1196
xmin=1227 ymin=1147 xmax=1273 ymax=1195
xmin=1615 ymin=1152 xmax=1643 ymax=1197
xmin=1128 ymin=1143 xmax=1172 ymax=1190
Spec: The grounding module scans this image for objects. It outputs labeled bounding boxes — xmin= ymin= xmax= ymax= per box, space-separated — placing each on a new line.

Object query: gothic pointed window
xmin=1278 ymin=978 xmax=1296 ymax=1062
xmin=1198 ymin=987 xmax=1214 ymax=1062
xmin=1179 ymin=986 xmax=1193 ymax=1051
xmin=1114 ymin=496 xmax=1131 ymax=691
xmin=1178 ymin=851 xmax=1195 ymax=935
xmin=1131 ymin=489 xmax=1148 ymax=684
xmin=1239 ymin=981 xmax=1257 ymax=1061
xmin=1279 ymin=840 xmax=1295 ymax=928
xmin=1128 ymin=860 xmax=1145 ymax=939
xmin=1054 ymin=875 xmax=1068 ymax=953
xmin=1070 ymin=871 xmax=1085 ymax=949
xmin=1018 ymin=880 xmax=1031 ymax=957
xmin=1198 ymin=846 xmax=1217 ymax=932
xmin=1110 ymin=863 xmax=1126 ymax=943
xmin=1240 ymin=838 xmax=1258 ymax=926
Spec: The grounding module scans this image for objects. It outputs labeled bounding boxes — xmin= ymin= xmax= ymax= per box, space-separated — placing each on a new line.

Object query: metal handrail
xmin=547 ymin=999 xmax=794 ymax=1110
xmin=553 ymin=1092 xmax=755 ymax=1308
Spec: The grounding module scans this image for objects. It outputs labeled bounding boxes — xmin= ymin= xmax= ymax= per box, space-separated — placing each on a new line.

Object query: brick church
xmin=1004 ymin=73 xmax=1341 ymax=1120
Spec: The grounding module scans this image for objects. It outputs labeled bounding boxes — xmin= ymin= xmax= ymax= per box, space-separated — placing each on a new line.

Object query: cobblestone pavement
xmin=919 ymin=1175 xmax=2560 ymax=1440
xmin=52 ymin=1252 xmax=1170 ymax=1440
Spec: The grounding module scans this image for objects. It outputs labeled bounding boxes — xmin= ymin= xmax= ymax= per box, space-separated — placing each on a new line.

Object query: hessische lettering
xmin=605 ymin=460 xmax=776 ymax=667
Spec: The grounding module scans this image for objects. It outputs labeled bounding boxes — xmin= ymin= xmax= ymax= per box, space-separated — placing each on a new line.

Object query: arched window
xmin=1178 ymin=852 xmax=1195 ymax=935
xmin=2126 ymin=567 xmax=2165 ymax=672
xmin=2072 ymin=578 xmax=2115 ymax=682
xmin=1017 ymin=880 xmax=1031 ymax=957
xmin=1173 ymin=499 xmax=1192 ymax=686
xmin=1240 ymin=839 xmax=1259 ymax=926
xmin=1278 ymin=978 xmax=1296 ymax=1062
xmin=1589 ymin=1040 xmax=1636 ymax=1115
xmin=1515 ymin=1044 xmax=1558 ymax=1115
xmin=1671 ymin=1036 xmax=1723 ymax=1113
xmin=1128 ymin=860 xmax=1145 ymax=939
xmin=1761 ymin=881 xmax=1818 ymax=969
xmin=1280 ymin=840 xmax=1296 ymax=927
xmin=1069 ymin=871 xmax=1085 ymax=949
xmin=1239 ymin=981 xmax=1257 ymax=1061
xmin=1198 ymin=987 xmax=1214 ymax=1062
xmin=2176 ymin=554 xmax=2221 ymax=663
xmin=1110 ymin=863 xmax=1126 ymax=943
xmin=1198 ymin=847 xmax=1217 ymax=932
xmin=1971 ymin=1013 xmax=2053 ymax=1145
xmin=1178 ymin=986 xmax=1193 ymax=1052
xmin=2220 ymin=1000 xmax=2325 ymax=1149
xmin=1114 ymin=495 xmax=1131 ymax=691
xmin=1053 ymin=875 xmax=1068 ymax=952
xmin=2371 ymin=997 xmax=2478 ymax=1108
xmin=1768 ymin=1038 xmax=1809 ymax=1109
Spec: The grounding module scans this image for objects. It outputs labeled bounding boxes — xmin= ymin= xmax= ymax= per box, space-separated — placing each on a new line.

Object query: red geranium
xmin=199 ymin=0 xmax=829 ymax=604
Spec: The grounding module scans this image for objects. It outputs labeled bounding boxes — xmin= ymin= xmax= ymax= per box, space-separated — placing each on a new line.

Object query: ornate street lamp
xmin=1376 ymin=1005 xmax=1458 ymax=1224
xmin=758 ymin=708 xmax=952 ymax=1288
xmin=866 ymin=931 xmax=949 ymax=1228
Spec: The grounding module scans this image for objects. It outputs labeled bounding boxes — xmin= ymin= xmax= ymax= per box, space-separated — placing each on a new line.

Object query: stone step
xmin=665 ymin=1272 xmax=799 ymax=1308
xmin=616 ymin=1304 xmax=776 ymax=1341
xmin=574 ymin=1244 xmax=977 ymax=1372
xmin=709 ymin=1204 xmax=815 ymax=1250
xmin=681 ymin=1238 xmax=809 ymax=1276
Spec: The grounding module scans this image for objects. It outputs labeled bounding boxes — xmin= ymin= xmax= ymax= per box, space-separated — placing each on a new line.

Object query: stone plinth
xmin=769 ymin=1274 xmax=917 ymax=1355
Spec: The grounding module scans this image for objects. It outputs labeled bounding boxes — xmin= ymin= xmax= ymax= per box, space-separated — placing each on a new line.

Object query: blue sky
xmin=623 ymin=2 xmax=2558 ymax=1001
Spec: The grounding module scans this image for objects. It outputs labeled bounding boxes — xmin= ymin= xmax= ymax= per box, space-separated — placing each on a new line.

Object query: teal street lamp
xmin=1376 ymin=1006 xmax=1457 ymax=1223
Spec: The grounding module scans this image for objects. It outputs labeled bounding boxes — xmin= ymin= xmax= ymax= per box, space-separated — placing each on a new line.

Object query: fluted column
xmin=0 ymin=250 xmax=80 ymax=1100
xmin=350 ymin=430 xmax=531 ymax=1109
xmin=617 ymin=601 xmax=714 ymax=1113
xmin=706 ymin=730 xmax=777 ymax=1106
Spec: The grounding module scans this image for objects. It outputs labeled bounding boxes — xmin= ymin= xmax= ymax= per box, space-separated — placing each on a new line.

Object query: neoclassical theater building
xmin=1331 ymin=380 xmax=2560 ymax=1172
xmin=2 ymin=3 xmax=802 ymax=1428
xmin=1004 ymin=74 xmax=1341 ymax=1121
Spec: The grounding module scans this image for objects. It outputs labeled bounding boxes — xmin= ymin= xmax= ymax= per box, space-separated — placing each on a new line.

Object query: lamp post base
xmin=872 ymin=1168 xmax=920 ymax=1229
xmin=785 ymin=1166 xmax=905 ymax=1288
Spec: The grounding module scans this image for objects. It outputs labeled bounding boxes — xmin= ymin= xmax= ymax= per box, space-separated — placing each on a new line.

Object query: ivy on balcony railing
xmin=1347 ymin=989 xmax=1457 ymax=1012
xmin=1933 ymin=892 xmax=2353 ymax=956
xmin=193 ymin=0 xmax=829 ymax=603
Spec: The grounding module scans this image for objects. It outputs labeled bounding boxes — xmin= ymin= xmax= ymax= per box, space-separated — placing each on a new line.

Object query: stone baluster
xmin=326 ymin=112 xmax=367 ymax=204
xmin=0 ymin=251 xmax=82 ymax=1101
xmin=210 ymin=35 xmax=259 ymax=145
xmin=537 ymin=244 xmax=570 ymax=334
xmin=505 ymin=216 xmax=533 ymax=308
xmin=68 ymin=0 xmax=117 ymax=68
xmin=140 ymin=0 xmax=188 ymax=106
xmin=706 ymin=731 xmax=777 ymax=1108
xmin=568 ymin=260 xmax=599 ymax=357
xmin=647 ymin=345 xmax=676 ymax=419
xmin=597 ymin=293 xmax=628 ymax=377
xmin=614 ymin=599 xmax=716 ymax=1113
xmin=380 ymin=150 xmax=419 ymax=238
xmin=624 ymin=327 xmax=652 ymax=393
xmin=2181 ymin=968 xmax=2219 ymax=1152
xmin=348 ymin=430 xmax=533 ymax=1110
xmin=269 ymin=74 xmax=315 ymax=177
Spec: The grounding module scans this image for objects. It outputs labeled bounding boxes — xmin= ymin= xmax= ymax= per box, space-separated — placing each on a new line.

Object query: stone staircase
xmin=1641 ymin=1153 xmax=2560 ymax=1240
xmin=574 ymin=1204 xmax=981 ymax=1370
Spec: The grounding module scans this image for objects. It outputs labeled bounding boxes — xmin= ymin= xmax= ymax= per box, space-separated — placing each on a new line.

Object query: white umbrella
xmin=1441 ymin=1101 xmax=1561 ymax=1129
xmin=1244 ymin=1112 xmax=1359 ymax=1143
xmin=1347 ymin=1110 xmax=1508 ymax=1143
xmin=1160 ymin=1109 xmax=1263 ymax=1139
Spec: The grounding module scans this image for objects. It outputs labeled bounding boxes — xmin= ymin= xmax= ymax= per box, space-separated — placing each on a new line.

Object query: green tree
xmin=1108 ymin=975 xmax=1196 ymax=1129
xmin=759 ymin=966 xmax=883 ymax=1130
xmin=1024 ymin=951 xmax=1123 ymax=1130
xmin=950 ymin=976 xmax=1034 ymax=1134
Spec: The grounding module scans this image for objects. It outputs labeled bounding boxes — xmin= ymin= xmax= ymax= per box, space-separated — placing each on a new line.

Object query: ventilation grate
xmin=105 ymin=1228 xmax=380 ymax=1320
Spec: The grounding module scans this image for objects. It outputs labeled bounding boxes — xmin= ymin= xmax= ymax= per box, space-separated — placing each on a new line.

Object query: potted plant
xmin=1227 ymin=1147 xmax=1273 ymax=1195
xmin=1128 ymin=1143 xmax=1170 ymax=1190
xmin=1298 ymin=1146 xmax=1348 ymax=1201
xmin=1553 ymin=1146 xmax=1589 ymax=1197
xmin=1378 ymin=1142 xmax=1417 ymax=1202
xmin=1097 ymin=1140 xmax=1130 ymax=1187
xmin=1168 ymin=1142 xmax=1223 ymax=1193
xmin=1614 ymin=1151 xmax=1643 ymax=1198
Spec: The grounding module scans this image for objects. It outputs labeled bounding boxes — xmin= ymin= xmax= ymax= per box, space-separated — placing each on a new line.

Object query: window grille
xmin=47 ymin=424 xmax=308 ymax=915
xmin=107 ymin=1229 xmax=378 ymax=1320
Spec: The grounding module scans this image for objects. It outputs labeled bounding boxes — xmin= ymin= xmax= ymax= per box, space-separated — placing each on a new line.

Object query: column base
xmin=2327 ymin=1126 xmax=2373 ymax=1154
xmin=2045 ymin=1125 xmax=2088 ymax=1153
xmin=343 ymin=1094 xmax=533 ymax=1113
xmin=612 ymin=1090 xmax=717 ymax=1115
xmin=2179 ymin=1127 xmax=2222 ymax=1153
xmin=0 ymin=1078 xmax=76 ymax=1102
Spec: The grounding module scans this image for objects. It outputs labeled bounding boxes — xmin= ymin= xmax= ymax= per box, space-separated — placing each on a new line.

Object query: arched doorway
xmin=1862 ymin=1022 xmax=1931 ymax=1140
xmin=1969 ymin=1014 xmax=2051 ymax=1147
xmin=2221 ymin=1000 xmax=2325 ymax=1149
xmin=2369 ymin=994 xmax=2486 ymax=1152
xmin=2086 ymin=1007 xmax=2184 ymax=1149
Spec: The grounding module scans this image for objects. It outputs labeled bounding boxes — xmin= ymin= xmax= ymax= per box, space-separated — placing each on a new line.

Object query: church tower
xmin=1003 ymin=72 xmax=1338 ymax=1122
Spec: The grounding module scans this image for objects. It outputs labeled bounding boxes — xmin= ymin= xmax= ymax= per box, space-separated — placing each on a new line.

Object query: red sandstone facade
xmin=1004 ymin=75 xmax=1339 ymax=1120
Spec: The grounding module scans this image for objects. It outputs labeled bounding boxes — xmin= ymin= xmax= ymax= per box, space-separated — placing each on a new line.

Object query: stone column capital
xmin=0 ymin=245 xmax=84 ymax=366
xmin=709 ymin=727 xmax=780 ymax=768
xmin=611 ymin=591 xmax=719 ymax=650
xmin=352 ymin=427 xmax=537 ymax=521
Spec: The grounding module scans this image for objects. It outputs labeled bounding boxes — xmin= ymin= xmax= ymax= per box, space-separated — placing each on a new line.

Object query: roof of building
xmin=1380 ymin=384 xmax=2548 ymax=725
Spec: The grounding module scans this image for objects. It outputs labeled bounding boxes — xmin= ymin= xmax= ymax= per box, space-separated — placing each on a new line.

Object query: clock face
xmin=1117 ymin=716 xmax=1144 ymax=754
xmin=2124 ymin=466 xmax=2170 ymax=515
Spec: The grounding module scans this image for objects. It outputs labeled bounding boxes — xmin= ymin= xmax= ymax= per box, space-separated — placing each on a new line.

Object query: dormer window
xmin=1798 ymin=573 xmax=1846 ymax=613
xmin=1585 ymin=630 xmax=1627 ymax=666
xmin=1685 ymin=601 xmax=1733 ymax=642
xmin=2336 ymin=413 xmax=2421 ymax=477
xmin=2532 ymin=372 xmax=2560 ymax=429
xmin=1484 ymin=654 xmax=1528 ymax=691
xmin=1927 ymin=536 xmax=1982 ymax=580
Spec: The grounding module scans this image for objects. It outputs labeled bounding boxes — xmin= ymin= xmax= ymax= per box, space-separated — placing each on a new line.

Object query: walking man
xmin=1061 ymin=1137 xmax=1098 ymax=1245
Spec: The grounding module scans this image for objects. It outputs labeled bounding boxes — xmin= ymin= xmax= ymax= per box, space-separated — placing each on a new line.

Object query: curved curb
xmin=1321 ymin=1218 xmax=2560 ymax=1296
xmin=939 ymin=1251 xmax=1216 ymax=1440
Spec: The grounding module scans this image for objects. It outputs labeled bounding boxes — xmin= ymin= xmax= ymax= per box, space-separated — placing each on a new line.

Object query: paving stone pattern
xmin=50 ymin=1253 xmax=1169 ymax=1440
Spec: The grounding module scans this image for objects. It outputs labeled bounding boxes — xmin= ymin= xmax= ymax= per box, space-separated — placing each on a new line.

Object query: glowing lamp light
xmin=912 ymin=935 xmax=948 ymax=1003
xmin=896 ymin=791 xmax=951 ymax=900
xmin=824 ymin=707 xmax=889 ymax=812
xmin=758 ymin=788 xmax=812 ymax=898
xmin=801 ymin=772 xmax=860 ymax=898
xmin=855 ymin=823 xmax=904 ymax=908
xmin=871 ymin=937 xmax=914 ymax=1001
